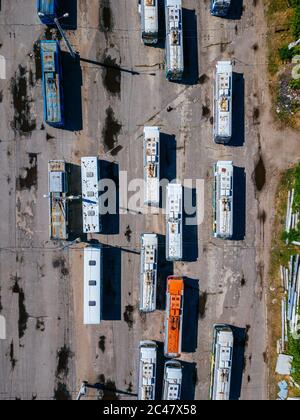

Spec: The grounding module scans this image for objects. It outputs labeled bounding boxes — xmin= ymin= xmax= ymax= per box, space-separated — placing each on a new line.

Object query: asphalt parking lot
xmin=0 ymin=0 xmax=267 ymax=400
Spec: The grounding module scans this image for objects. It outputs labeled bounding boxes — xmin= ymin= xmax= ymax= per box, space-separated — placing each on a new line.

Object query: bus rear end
xmin=37 ymin=0 xmax=59 ymax=25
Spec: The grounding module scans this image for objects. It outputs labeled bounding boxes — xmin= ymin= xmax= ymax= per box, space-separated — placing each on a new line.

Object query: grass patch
xmin=265 ymin=0 xmax=300 ymax=126
xmin=268 ymin=163 xmax=300 ymax=399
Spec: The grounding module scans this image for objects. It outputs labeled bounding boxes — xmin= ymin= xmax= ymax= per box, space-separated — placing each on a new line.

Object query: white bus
xmin=81 ymin=157 xmax=101 ymax=234
xmin=140 ymin=233 xmax=158 ymax=312
xmin=210 ymin=324 xmax=234 ymax=400
xmin=140 ymin=0 xmax=159 ymax=45
xmin=165 ymin=0 xmax=184 ymax=81
xmin=144 ymin=126 xmax=160 ymax=207
xmin=166 ymin=183 xmax=183 ymax=261
xmin=214 ymin=61 xmax=233 ymax=144
xmin=213 ymin=161 xmax=234 ymax=239
xmin=163 ymin=360 xmax=182 ymax=400
xmin=84 ymin=246 xmax=102 ymax=325
xmin=138 ymin=341 xmax=157 ymax=400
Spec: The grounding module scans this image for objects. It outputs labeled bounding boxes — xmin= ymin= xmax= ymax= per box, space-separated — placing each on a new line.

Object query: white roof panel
xmin=214 ymin=161 xmax=233 ymax=239
xmin=84 ymin=246 xmax=102 ymax=325
xmin=81 ymin=157 xmax=101 ymax=233
xmin=138 ymin=341 xmax=157 ymax=400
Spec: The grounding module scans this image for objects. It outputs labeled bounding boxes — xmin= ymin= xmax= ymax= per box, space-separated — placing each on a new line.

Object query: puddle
xmin=198 ymin=291 xmax=207 ymax=319
xmin=10 ymin=341 xmax=17 ymax=370
xmin=36 ymin=318 xmax=45 ymax=332
xmin=202 ymin=105 xmax=211 ymax=118
xmin=125 ymin=225 xmax=132 ymax=242
xmin=54 ymin=383 xmax=71 ymax=400
xmin=254 ymin=155 xmax=266 ymax=192
xmin=11 ymin=66 xmax=36 ymax=134
xmin=102 ymin=55 xmax=121 ymax=96
xmin=199 ymin=74 xmax=209 ymax=84
xmin=33 ymin=42 xmax=42 ymax=80
xmin=98 ymin=375 xmax=119 ymax=400
xmin=103 ymin=107 xmax=122 ymax=152
xmin=17 ymin=153 xmax=38 ymax=191
xmin=52 ymin=256 xmax=69 ymax=277
xmin=123 ymin=305 xmax=134 ymax=329
xmin=56 ymin=345 xmax=72 ymax=378
xmin=99 ymin=0 xmax=113 ymax=32
xmin=98 ymin=336 xmax=106 ymax=353
xmin=12 ymin=276 xmax=28 ymax=339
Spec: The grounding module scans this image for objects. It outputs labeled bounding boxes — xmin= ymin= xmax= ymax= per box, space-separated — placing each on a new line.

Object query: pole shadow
xmin=156 ymin=234 xmax=173 ymax=310
xmin=66 ymin=163 xmax=86 ymax=242
xmin=181 ymin=9 xmax=199 ymax=85
xmin=181 ymin=361 xmax=197 ymax=400
xmin=227 ymin=0 xmax=244 ymax=20
xmin=182 ymin=278 xmax=199 ymax=353
xmin=60 ymin=0 xmax=77 ymax=30
xmin=232 ymin=166 xmax=246 ymax=241
xmin=102 ymin=245 xmax=121 ymax=321
xmin=230 ymin=72 xmax=245 ymax=147
xmin=230 ymin=325 xmax=246 ymax=400
xmin=61 ymin=52 xmax=83 ymax=131
xmin=183 ymin=187 xmax=198 ymax=262
xmin=99 ymin=160 xmax=120 ymax=235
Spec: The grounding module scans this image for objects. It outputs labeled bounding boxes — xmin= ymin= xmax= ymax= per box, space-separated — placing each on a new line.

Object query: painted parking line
xmin=0 ymin=315 xmax=6 ymax=339
xmin=0 ymin=55 xmax=6 ymax=79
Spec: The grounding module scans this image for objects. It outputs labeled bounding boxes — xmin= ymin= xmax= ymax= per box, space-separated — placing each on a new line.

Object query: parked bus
xmin=213 ymin=60 xmax=233 ymax=144
xmin=40 ymin=40 xmax=64 ymax=127
xmin=138 ymin=341 xmax=157 ymax=400
xmin=37 ymin=0 xmax=60 ymax=25
xmin=163 ymin=360 xmax=182 ymax=400
xmin=210 ymin=324 xmax=234 ymax=400
xmin=165 ymin=0 xmax=184 ymax=81
xmin=213 ymin=161 xmax=234 ymax=239
xmin=164 ymin=277 xmax=184 ymax=358
xmin=140 ymin=0 xmax=159 ymax=45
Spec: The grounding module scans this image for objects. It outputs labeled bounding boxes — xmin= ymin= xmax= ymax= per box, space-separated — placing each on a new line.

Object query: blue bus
xmin=40 ymin=40 xmax=64 ymax=127
xmin=210 ymin=0 xmax=231 ymax=17
xmin=37 ymin=0 xmax=60 ymax=25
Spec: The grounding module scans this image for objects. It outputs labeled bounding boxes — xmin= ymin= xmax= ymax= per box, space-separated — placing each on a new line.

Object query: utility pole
xmin=54 ymin=15 xmax=76 ymax=59
xmin=38 ymin=12 xmax=76 ymax=59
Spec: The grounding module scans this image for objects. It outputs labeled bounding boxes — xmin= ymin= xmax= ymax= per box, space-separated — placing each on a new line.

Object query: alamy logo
xmin=98 ymin=174 xmax=205 ymax=226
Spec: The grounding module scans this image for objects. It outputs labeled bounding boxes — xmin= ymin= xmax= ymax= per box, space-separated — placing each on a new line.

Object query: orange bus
xmin=164 ymin=276 xmax=184 ymax=358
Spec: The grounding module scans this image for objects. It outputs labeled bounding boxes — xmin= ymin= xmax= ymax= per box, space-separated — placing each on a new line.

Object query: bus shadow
xmin=156 ymin=234 xmax=173 ymax=310
xmin=230 ymin=326 xmax=246 ymax=400
xmin=181 ymin=9 xmax=199 ymax=85
xmin=182 ymin=278 xmax=199 ymax=353
xmin=160 ymin=133 xmax=176 ymax=209
xmin=61 ymin=52 xmax=83 ymax=132
xmin=99 ymin=160 xmax=120 ymax=235
xmin=232 ymin=166 xmax=246 ymax=241
xmin=102 ymin=245 xmax=121 ymax=321
xmin=181 ymin=361 xmax=197 ymax=400
xmin=150 ymin=0 xmax=166 ymax=49
xmin=61 ymin=0 xmax=77 ymax=30
xmin=227 ymin=0 xmax=244 ymax=20
xmin=155 ymin=341 xmax=165 ymax=400
xmin=230 ymin=72 xmax=245 ymax=147
xmin=183 ymin=188 xmax=198 ymax=262
xmin=66 ymin=163 xmax=85 ymax=241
